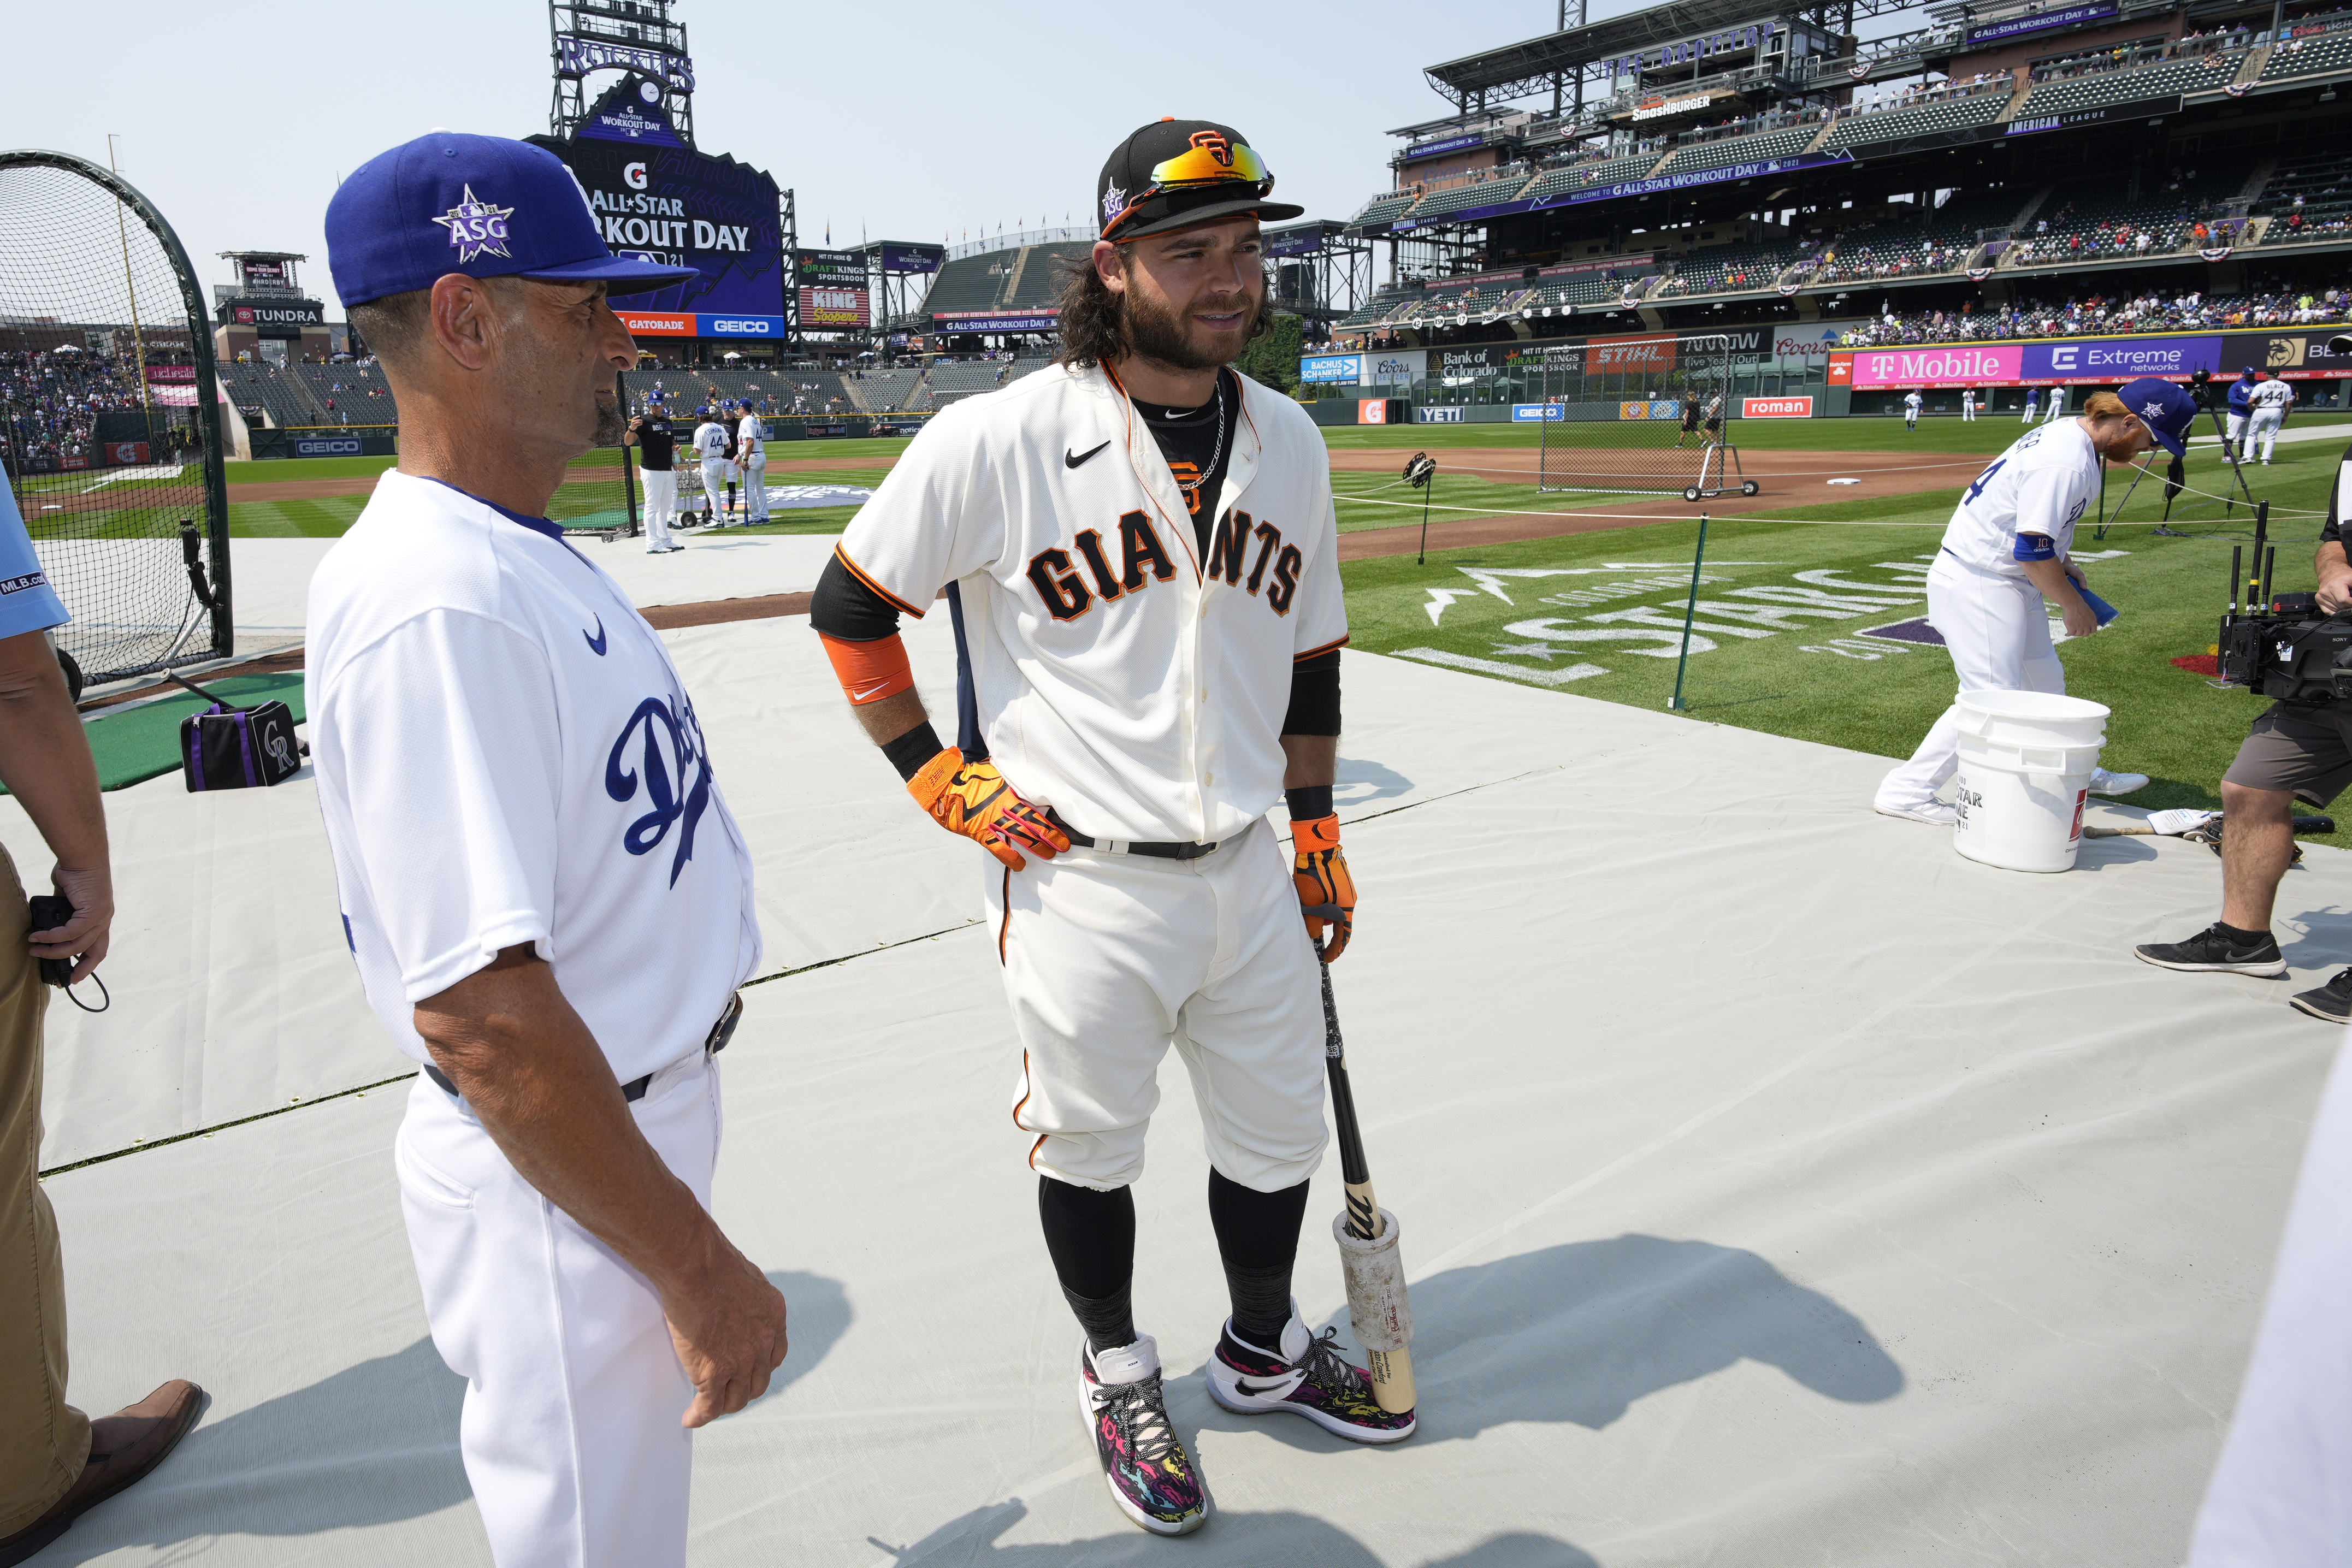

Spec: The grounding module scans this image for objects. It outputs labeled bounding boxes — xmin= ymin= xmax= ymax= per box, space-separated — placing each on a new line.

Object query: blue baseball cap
xmin=2119 ymin=377 xmax=2199 ymax=459
xmin=327 ymin=132 xmax=697 ymax=309
xmin=2242 ymin=366 xmax=2259 ymax=376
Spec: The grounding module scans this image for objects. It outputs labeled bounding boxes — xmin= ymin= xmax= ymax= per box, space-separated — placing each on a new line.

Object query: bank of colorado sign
xmin=1743 ymin=396 xmax=1813 ymax=417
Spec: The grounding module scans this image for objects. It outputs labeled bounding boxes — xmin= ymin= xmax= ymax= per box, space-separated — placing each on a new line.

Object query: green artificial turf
xmin=1341 ymin=424 xmax=2351 ymax=846
xmin=3 ymin=673 xmax=311 ymax=795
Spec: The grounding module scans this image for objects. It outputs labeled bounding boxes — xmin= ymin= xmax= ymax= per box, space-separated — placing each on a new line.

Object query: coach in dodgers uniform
xmin=809 ymin=117 xmax=1408 ymax=1537
xmin=1873 ymin=379 xmax=2192 ymax=823
xmin=312 ymin=134 xmax=784 ymax=1568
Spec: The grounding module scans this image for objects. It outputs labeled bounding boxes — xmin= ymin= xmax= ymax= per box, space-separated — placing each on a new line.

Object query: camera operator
xmin=0 ymin=480 xmax=198 ymax=1560
xmin=1874 ymin=380 xmax=2190 ymax=824
xmin=2136 ymin=439 xmax=2352 ymax=1021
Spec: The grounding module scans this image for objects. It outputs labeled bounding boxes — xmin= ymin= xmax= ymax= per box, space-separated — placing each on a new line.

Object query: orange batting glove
xmin=907 ymin=748 xmax=1070 ymax=871
xmin=1292 ymin=814 xmax=1356 ymax=962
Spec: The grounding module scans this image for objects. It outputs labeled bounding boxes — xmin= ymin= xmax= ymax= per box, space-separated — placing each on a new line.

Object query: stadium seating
xmin=1822 ymin=91 xmax=2009 ymax=152
xmin=1810 ymin=187 xmax=2031 ymax=284
xmin=1408 ymin=173 xmax=1537 ymax=220
xmin=1518 ymin=155 xmax=1660 ymax=203
xmin=2260 ymin=26 xmax=2352 ymax=80
xmin=924 ymin=360 xmax=1015 ymax=395
xmin=1002 ymin=243 xmax=1092 ymax=309
xmin=221 ymin=365 xmax=325 ymax=428
xmin=1654 ymin=240 xmax=1806 ymax=297
xmin=2017 ymin=50 xmax=2248 ymax=117
xmin=2010 ymin=170 xmax=2242 ymax=266
xmin=841 ymin=368 xmax=925 ymax=414
xmin=293 ymin=364 xmax=398 ymax=422
xmin=1349 ymin=191 xmax=1421 ymax=229
xmin=1654 ymin=125 xmax=1818 ymax=177
xmin=918 ymin=253 xmax=1012 ymax=317
xmin=2254 ymin=148 xmax=2352 ymax=245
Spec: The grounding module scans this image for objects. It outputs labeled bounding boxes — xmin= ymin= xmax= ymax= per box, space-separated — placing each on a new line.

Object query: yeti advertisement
xmin=534 ymin=78 xmax=784 ymax=333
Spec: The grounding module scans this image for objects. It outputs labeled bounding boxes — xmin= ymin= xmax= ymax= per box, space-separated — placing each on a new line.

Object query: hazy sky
xmin=7 ymin=0 xmax=1597 ymax=315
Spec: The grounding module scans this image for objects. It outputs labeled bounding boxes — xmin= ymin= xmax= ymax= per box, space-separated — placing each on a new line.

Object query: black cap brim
xmin=1115 ymin=196 xmax=1304 ymax=241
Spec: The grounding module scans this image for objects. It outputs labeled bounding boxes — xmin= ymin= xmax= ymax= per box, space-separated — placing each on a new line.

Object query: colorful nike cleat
xmin=1078 ymin=1335 xmax=1207 ymax=1535
xmin=1205 ymin=1306 xmax=1416 ymax=1443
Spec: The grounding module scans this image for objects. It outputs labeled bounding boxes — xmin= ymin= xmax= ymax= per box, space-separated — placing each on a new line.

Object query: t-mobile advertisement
xmin=1849 ymin=345 xmax=2023 ymax=389
xmin=533 ymin=78 xmax=784 ymax=331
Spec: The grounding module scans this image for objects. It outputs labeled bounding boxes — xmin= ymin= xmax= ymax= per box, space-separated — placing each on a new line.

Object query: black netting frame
xmin=0 ymin=150 xmax=231 ymax=684
xmin=1537 ymin=334 xmax=1753 ymax=500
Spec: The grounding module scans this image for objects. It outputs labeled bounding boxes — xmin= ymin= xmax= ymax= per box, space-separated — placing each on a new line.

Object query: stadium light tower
xmin=549 ymin=0 xmax=695 ymax=147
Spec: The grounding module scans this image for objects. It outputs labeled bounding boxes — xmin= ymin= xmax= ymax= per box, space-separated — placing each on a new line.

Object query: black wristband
xmin=1285 ymin=784 xmax=1333 ymax=820
xmin=882 ymin=721 xmax=945 ymax=782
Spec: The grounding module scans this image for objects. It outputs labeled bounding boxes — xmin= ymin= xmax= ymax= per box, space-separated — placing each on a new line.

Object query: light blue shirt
xmin=0 ymin=479 xmax=69 ymax=640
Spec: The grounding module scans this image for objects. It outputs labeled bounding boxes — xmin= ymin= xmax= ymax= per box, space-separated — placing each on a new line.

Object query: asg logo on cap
xmin=2143 ymin=400 xmax=2168 ymax=421
xmin=1101 ymin=183 xmax=1126 ymax=223
xmin=432 ymin=184 xmax=516 ymax=264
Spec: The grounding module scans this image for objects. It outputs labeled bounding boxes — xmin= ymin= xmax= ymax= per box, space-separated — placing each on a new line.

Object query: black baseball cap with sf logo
xmin=1096 ymin=118 xmax=1303 ymax=242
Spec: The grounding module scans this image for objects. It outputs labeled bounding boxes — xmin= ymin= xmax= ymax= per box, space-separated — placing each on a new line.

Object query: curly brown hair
xmin=1051 ymin=244 xmax=1272 ymax=370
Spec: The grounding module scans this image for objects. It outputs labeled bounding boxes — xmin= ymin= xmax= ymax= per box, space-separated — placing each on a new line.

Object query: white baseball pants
xmin=2226 ymin=411 xmax=2248 ymax=453
xmin=2188 ymin=1043 xmax=2352 ymax=1567
xmin=739 ymin=456 xmax=769 ymax=522
xmin=2250 ymin=411 xmax=2285 ymax=460
xmin=2043 ymin=389 xmax=2069 ymax=422
xmin=640 ymin=468 xmax=676 ymax=549
xmin=2022 ymin=401 xmax=2037 ymax=424
xmin=1961 ymin=397 xmax=1976 ymax=422
xmin=395 ymin=1051 xmax=722 ymax=1568
xmin=698 ymin=459 xmax=729 ymax=522
xmin=1875 ymin=553 xmax=2065 ymax=812
xmin=987 ymin=818 xmax=1329 ymax=1194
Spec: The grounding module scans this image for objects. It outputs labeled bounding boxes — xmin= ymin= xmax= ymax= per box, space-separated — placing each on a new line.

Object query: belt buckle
xmin=706 ymin=991 xmax=743 ymax=1057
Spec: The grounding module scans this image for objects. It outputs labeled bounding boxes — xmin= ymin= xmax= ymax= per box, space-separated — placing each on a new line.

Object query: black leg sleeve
xmin=1039 ymin=1176 xmax=1138 ymax=1353
xmin=1207 ymin=1168 xmax=1312 ymax=1350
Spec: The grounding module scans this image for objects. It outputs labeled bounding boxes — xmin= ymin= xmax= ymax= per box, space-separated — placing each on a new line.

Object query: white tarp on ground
xmin=17 ymin=636 xmax=2347 ymax=1566
xmin=220 ymin=532 xmax=845 ymax=636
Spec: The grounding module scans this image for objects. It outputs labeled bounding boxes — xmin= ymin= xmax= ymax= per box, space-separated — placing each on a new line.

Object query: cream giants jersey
xmin=1937 ymin=418 xmax=2100 ymax=579
xmin=836 ymin=362 xmax=1347 ymax=845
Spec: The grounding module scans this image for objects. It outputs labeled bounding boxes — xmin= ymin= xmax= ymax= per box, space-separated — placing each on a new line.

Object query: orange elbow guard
xmin=820 ymin=632 xmax=914 ymax=706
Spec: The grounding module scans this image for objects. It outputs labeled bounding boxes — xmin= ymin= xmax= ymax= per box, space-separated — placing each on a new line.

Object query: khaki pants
xmin=0 ymin=844 xmax=86 ymax=1533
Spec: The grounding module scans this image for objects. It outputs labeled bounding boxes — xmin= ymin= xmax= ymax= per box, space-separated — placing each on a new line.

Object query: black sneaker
xmin=2134 ymin=924 xmax=2286 ymax=976
xmin=2291 ymin=969 xmax=2352 ymax=1022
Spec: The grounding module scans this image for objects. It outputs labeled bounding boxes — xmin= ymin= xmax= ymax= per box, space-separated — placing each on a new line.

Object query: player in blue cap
xmin=2227 ymin=366 xmax=2259 ymax=460
xmin=308 ymin=132 xmax=786 ymax=1568
xmin=1876 ymin=376 xmax=2195 ymax=824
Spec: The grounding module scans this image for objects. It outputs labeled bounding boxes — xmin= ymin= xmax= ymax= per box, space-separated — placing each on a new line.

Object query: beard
xmin=1123 ymin=280 xmax=1261 ymax=372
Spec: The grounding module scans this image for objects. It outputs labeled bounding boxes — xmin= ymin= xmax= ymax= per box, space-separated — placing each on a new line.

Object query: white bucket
xmin=1950 ymin=691 xmax=2110 ymax=873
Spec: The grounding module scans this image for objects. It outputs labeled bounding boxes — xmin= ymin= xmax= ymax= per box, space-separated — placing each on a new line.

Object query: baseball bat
xmin=2084 ymin=814 xmax=2333 ymax=838
xmin=1318 ymin=959 xmax=1416 ymax=1416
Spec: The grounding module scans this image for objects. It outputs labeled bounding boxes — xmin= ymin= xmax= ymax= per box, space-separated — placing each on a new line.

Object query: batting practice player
xmin=314 ymin=134 xmax=784 ymax=1568
xmin=693 ymin=406 xmax=732 ymax=525
xmin=1873 ymin=379 xmax=2192 ymax=824
xmin=735 ymin=402 xmax=770 ymax=524
xmin=624 ymin=392 xmax=682 ymax=552
xmin=2228 ymin=366 xmax=2258 ymax=458
xmin=2249 ymin=372 xmax=2296 ymax=463
xmin=1904 ymin=388 xmax=1923 ymax=430
xmin=808 ymin=117 xmax=1409 ymax=1538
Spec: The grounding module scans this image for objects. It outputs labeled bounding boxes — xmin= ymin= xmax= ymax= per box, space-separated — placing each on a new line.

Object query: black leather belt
xmin=424 ymin=991 xmax=743 ymax=1104
xmin=1047 ymin=810 xmax=1219 ymax=860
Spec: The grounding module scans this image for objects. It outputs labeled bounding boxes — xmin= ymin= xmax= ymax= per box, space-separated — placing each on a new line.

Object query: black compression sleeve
xmin=1282 ymin=648 xmax=1342 ymax=736
xmin=809 ymin=553 xmax=902 ymax=641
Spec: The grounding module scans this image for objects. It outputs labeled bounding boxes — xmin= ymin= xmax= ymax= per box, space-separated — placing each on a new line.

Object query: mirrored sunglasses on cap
xmin=1150 ymin=137 xmax=1271 ymax=190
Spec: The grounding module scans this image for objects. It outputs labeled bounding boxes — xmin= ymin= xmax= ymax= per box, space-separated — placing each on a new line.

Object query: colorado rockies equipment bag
xmin=170 ymin=672 xmax=302 ymax=791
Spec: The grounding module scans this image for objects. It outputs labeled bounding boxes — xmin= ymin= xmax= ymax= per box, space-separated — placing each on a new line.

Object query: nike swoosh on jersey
xmin=584 ymin=617 xmax=608 ymax=656
xmin=1065 ymin=441 xmax=1112 ymax=469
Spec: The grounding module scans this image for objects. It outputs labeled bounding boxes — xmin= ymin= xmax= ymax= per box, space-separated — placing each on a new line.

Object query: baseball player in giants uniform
xmin=692 ymin=407 xmax=732 ymax=525
xmin=2227 ymin=366 xmax=2258 ymax=458
xmin=625 ymin=391 xmax=682 ymax=552
xmin=314 ymin=134 xmax=785 ymax=1568
xmin=2249 ymin=372 xmax=2296 ymax=463
xmin=809 ymin=117 xmax=1408 ymax=1539
xmin=735 ymin=403 xmax=769 ymax=523
xmin=1874 ymin=378 xmax=2191 ymax=824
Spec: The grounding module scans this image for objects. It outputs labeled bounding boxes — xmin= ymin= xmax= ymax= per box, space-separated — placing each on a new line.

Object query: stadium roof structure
xmin=1421 ymin=0 xmax=1929 ymax=110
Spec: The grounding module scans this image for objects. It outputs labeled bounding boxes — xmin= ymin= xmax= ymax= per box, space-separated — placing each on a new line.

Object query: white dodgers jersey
xmin=1939 ymin=419 xmax=2100 ymax=579
xmin=306 ymin=471 xmax=761 ymax=1081
xmin=837 ymin=363 xmax=1348 ymax=845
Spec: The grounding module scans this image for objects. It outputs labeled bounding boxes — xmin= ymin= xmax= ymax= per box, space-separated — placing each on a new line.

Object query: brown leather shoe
xmin=0 ymin=1380 xmax=202 ymax=1565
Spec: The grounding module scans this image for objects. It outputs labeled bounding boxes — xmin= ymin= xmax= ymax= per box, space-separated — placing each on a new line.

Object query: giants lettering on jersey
xmin=1023 ymin=510 xmax=1304 ymax=622
xmin=1205 ymin=510 xmax=1303 ymax=612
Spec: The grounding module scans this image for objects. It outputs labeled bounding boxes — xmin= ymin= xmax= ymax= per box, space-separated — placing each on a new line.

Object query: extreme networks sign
xmin=1964 ymin=2 xmax=2115 ymax=45
xmin=542 ymin=78 xmax=784 ymax=334
xmin=2026 ymin=335 xmax=2220 ymax=382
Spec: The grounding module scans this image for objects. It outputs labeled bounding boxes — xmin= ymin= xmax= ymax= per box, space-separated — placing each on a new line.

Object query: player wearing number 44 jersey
xmin=1873 ymin=378 xmax=2195 ymax=825
xmin=810 ymin=116 xmax=1407 ymax=1540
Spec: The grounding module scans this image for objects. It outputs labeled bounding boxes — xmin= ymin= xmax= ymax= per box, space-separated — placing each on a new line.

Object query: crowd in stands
xmin=1825 ymin=282 xmax=2352 ymax=348
xmin=2007 ymin=170 xmax=2242 ymax=267
xmin=1 ymin=348 xmax=171 ymax=470
xmin=2026 ymin=25 xmax=2250 ymax=87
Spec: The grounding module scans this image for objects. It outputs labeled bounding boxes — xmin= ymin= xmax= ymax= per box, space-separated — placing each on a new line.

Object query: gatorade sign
xmin=1742 ymin=396 xmax=1813 ymax=417
xmin=1358 ymin=399 xmax=1391 ymax=424
xmin=101 ymin=440 xmax=150 ymax=465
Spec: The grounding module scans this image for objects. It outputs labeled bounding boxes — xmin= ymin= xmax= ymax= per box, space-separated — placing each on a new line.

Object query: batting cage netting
xmin=1535 ymin=333 xmax=1758 ymax=501
xmin=0 ymin=150 xmax=231 ymax=687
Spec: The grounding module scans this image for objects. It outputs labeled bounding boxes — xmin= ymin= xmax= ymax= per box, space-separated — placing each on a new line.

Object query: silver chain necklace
xmin=1148 ymin=374 xmax=1226 ymax=496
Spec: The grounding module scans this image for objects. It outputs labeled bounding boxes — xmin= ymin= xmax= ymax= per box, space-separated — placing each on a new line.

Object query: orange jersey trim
xmin=834 ymin=542 xmax=924 ymax=619
xmin=1294 ymin=634 xmax=1349 ymax=662
xmin=819 ymin=631 xmax=914 ymax=706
